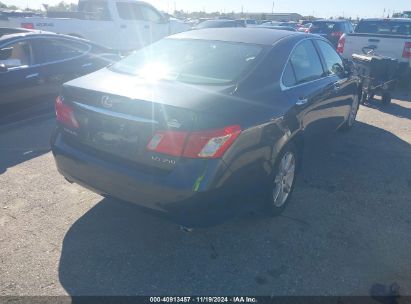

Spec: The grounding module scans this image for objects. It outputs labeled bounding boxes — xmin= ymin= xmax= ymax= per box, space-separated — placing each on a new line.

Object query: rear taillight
xmin=402 ymin=42 xmax=411 ymax=59
xmin=146 ymin=130 xmax=188 ymax=157
xmin=146 ymin=125 xmax=241 ymax=159
xmin=337 ymin=35 xmax=346 ymax=54
xmin=331 ymin=31 xmax=344 ymax=38
xmin=55 ymin=96 xmax=79 ymax=129
xmin=21 ymin=23 xmax=34 ymax=29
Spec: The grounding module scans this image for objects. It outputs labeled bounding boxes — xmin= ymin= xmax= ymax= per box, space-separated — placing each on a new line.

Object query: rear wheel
xmin=265 ymin=144 xmax=297 ymax=216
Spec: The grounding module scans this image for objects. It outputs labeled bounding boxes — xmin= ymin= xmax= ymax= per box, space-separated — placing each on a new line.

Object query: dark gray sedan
xmin=52 ymin=28 xmax=360 ymax=227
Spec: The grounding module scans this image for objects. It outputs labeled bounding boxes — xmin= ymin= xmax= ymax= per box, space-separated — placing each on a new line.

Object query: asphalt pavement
xmin=0 ymin=91 xmax=410 ymax=297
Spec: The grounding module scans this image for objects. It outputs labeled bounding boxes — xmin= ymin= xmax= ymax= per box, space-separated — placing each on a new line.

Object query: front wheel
xmin=265 ymin=144 xmax=298 ymax=216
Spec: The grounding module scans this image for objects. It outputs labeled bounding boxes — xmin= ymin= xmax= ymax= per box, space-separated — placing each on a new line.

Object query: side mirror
xmin=0 ymin=63 xmax=8 ymax=73
xmin=332 ymin=63 xmax=346 ymax=77
xmin=342 ymin=59 xmax=355 ymax=75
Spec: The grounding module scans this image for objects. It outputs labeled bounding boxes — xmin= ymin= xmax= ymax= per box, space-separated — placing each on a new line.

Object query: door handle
xmin=25 ymin=73 xmax=39 ymax=79
xmin=82 ymin=63 xmax=93 ymax=68
xmin=333 ymin=83 xmax=341 ymax=91
xmin=144 ymin=25 xmax=150 ymax=29
xmin=296 ymin=98 xmax=308 ymax=106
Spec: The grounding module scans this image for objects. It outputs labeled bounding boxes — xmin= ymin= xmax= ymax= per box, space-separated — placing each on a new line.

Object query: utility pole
xmin=272 ymin=2 xmax=275 ymax=14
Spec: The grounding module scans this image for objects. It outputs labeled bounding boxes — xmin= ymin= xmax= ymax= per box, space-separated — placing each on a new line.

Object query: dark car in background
xmin=308 ymin=20 xmax=354 ymax=47
xmin=51 ymin=28 xmax=359 ymax=227
xmin=193 ymin=19 xmax=246 ymax=29
xmin=0 ymin=29 xmax=120 ymax=105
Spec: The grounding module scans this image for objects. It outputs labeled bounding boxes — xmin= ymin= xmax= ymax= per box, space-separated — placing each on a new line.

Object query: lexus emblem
xmin=101 ymin=95 xmax=113 ymax=108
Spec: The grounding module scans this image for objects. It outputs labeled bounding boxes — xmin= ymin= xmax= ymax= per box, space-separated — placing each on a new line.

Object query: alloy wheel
xmin=272 ymin=152 xmax=296 ymax=207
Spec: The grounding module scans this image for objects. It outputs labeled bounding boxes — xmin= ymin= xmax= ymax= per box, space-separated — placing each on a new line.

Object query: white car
xmin=338 ymin=18 xmax=411 ymax=69
xmin=8 ymin=0 xmax=191 ymax=52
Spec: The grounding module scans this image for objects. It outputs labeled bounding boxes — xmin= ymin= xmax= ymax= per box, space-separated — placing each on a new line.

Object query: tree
xmin=47 ymin=1 xmax=77 ymax=12
xmin=0 ymin=1 xmax=19 ymax=10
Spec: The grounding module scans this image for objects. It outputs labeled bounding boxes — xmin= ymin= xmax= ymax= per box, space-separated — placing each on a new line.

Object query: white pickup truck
xmin=338 ymin=18 xmax=411 ymax=70
xmin=7 ymin=0 xmax=190 ymax=52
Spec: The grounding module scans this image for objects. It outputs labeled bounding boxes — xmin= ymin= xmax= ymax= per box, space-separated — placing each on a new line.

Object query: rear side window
xmin=282 ymin=62 xmax=296 ymax=87
xmin=79 ymin=0 xmax=111 ymax=20
xmin=356 ymin=21 xmax=411 ymax=35
xmin=289 ymin=40 xmax=324 ymax=85
xmin=0 ymin=40 xmax=32 ymax=68
xmin=315 ymin=40 xmax=344 ymax=75
xmin=139 ymin=5 xmax=163 ymax=23
xmin=33 ymin=39 xmax=89 ymax=64
xmin=116 ymin=2 xmax=143 ymax=20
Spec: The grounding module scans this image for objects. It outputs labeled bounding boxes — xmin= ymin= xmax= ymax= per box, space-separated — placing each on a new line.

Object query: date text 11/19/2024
xmin=150 ymin=297 xmax=258 ymax=303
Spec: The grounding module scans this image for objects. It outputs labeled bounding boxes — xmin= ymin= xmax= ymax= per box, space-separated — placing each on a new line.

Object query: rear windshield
xmin=110 ymin=39 xmax=263 ymax=85
xmin=310 ymin=22 xmax=341 ymax=33
xmin=356 ymin=20 xmax=411 ymax=35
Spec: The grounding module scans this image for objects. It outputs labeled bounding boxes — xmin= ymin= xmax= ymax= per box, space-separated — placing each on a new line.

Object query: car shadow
xmin=364 ymin=91 xmax=411 ymax=120
xmin=58 ymin=121 xmax=411 ymax=296
xmin=364 ymin=102 xmax=411 ymax=121
xmin=0 ymin=118 xmax=54 ymax=174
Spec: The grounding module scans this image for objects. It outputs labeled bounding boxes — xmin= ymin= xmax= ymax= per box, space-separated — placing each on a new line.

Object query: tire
xmin=360 ymin=91 xmax=367 ymax=105
xmin=341 ymin=94 xmax=360 ymax=131
xmin=264 ymin=143 xmax=298 ymax=217
xmin=382 ymin=92 xmax=392 ymax=105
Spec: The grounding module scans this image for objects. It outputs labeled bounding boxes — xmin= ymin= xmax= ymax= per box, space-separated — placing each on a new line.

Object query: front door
xmin=282 ymin=39 xmax=338 ymax=141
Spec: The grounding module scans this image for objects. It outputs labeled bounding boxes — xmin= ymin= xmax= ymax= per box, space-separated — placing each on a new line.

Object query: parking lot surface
xmin=1 ymin=91 xmax=411 ymax=296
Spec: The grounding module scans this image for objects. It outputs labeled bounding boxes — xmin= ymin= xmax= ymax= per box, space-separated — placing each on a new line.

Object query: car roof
xmin=0 ymin=28 xmax=90 ymax=44
xmin=169 ymin=28 xmax=301 ymax=46
xmin=312 ymin=20 xmax=347 ymax=23
xmin=360 ymin=18 xmax=411 ymax=22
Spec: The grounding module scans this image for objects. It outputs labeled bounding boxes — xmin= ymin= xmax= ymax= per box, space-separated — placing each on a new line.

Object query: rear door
xmin=115 ymin=1 xmax=168 ymax=50
xmin=282 ymin=39 xmax=341 ymax=140
xmin=0 ymin=39 xmax=43 ymax=105
xmin=115 ymin=1 xmax=148 ymax=50
xmin=31 ymin=37 xmax=92 ymax=98
xmin=138 ymin=3 xmax=169 ymax=41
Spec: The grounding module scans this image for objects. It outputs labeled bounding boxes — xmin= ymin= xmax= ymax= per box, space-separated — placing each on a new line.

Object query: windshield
xmin=110 ymin=39 xmax=263 ymax=85
xmin=356 ymin=20 xmax=411 ymax=35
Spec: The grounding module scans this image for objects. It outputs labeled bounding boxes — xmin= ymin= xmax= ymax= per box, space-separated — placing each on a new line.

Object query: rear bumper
xmin=51 ymin=129 xmax=252 ymax=227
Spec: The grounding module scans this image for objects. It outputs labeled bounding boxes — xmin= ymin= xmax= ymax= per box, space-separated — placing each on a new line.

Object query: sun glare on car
xmin=137 ymin=62 xmax=171 ymax=81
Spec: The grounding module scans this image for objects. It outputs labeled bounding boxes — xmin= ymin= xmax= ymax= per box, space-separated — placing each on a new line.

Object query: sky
xmin=2 ymin=0 xmax=410 ymax=19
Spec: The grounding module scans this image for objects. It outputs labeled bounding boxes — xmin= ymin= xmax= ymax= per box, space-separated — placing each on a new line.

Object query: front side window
xmin=34 ymin=39 xmax=89 ymax=64
xmin=289 ymin=40 xmax=324 ymax=84
xmin=110 ymin=39 xmax=263 ymax=85
xmin=315 ymin=40 xmax=344 ymax=76
xmin=116 ymin=2 xmax=143 ymax=20
xmin=0 ymin=41 xmax=32 ymax=68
